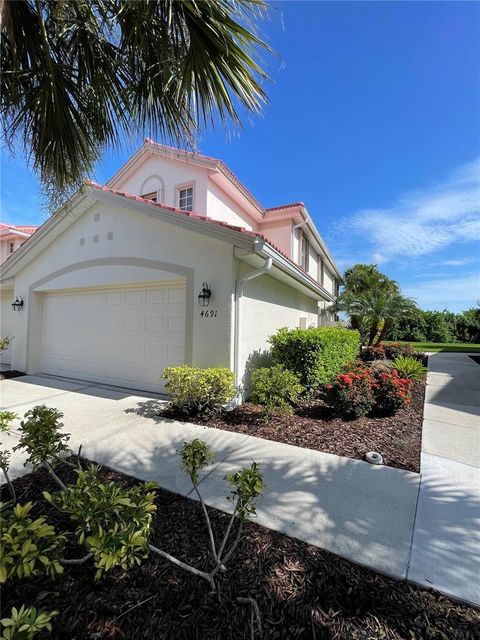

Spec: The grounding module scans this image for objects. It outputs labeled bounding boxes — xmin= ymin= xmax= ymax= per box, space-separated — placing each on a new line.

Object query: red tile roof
xmin=86 ymin=182 xmax=329 ymax=296
xmin=265 ymin=202 xmax=305 ymax=212
xmin=0 ymin=223 xmax=38 ymax=234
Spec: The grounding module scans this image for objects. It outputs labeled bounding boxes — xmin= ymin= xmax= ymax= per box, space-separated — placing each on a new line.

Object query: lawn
xmin=3 ymin=464 xmax=479 ymax=640
xmin=384 ymin=341 xmax=480 ymax=353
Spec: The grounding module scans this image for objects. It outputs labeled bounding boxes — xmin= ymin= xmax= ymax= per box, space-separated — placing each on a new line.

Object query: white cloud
xmin=441 ymin=258 xmax=478 ymax=267
xmin=404 ymin=272 xmax=480 ymax=311
xmin=350 ymin=158 xmax=480 ymax=263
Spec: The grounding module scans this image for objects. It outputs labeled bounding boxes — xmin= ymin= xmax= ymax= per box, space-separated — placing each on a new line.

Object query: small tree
xmin=3 ymin=404 xmax=266 ymax=636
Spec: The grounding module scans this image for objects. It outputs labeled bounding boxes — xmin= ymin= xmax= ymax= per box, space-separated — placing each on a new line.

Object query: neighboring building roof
xmin=0 ymin=223 xmax=38 ymax=235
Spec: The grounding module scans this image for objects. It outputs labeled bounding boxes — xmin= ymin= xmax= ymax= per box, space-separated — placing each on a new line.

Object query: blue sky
xmin=1 ymin=1 xmax=479 ymax=312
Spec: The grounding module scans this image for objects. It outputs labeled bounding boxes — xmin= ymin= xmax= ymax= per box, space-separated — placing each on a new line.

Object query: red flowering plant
xmin=373 ymin=369 xmax=413 ymax=415
xmin=326 ymin=367 xmax=375 ymax=419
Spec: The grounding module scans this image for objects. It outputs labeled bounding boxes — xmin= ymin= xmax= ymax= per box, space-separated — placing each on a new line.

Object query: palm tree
xmin=335 ymin=264 xmax=400 ymax=336
xmin=1 ymin=0 xmax=271 ymax=196
xmin=335 ymin=289 xmax=418 ymax=346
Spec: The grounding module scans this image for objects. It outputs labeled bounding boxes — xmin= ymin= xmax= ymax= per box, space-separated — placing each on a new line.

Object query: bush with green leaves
xmin=325 ymin=368 xmax=375 ymax=419
xmin=269 ymin=326 xmax=361 ymax=392
xmin=14 ymin=406 xmax=69 ymax=469
xmin=44 ymin=465 xmax=157 ymax=580
xmin=163 ymin=366 xmax=235 ymax=417
xmin=0 ymin=336 xmax=13 ymax=353
xmin=249 ymin=365 xmax=303 ymax=418
xmin=226 ymin=462 xmax=265 ymax=522
xmin=5 ymin=405 xmax=266 ymax=632
xmin=0 ymin=412 xmax=17 ymax=433
xmin=0 ymin=502 xmax=65 ymax=584
xmin=0 ymin=605 xmax=57 ymax=640
xmin=373 ymin=371 xmax=413 ymax=416
xmin=392 ymin=356 xmax=427 ymax=380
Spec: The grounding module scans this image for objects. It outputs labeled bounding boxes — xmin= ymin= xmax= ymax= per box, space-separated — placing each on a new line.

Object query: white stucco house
xmin=0 ymin=140 xmax=340 ymax=393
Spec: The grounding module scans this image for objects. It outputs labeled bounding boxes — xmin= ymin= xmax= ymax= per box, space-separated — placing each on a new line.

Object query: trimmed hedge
xmin=269 ymin=327 xmax=361 ymax=391
xmin=163 ymin=366 xmax=235 ymax=417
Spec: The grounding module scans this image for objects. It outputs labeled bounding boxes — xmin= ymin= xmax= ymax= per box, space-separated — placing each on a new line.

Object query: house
xmin=0 ymin=223 xmax=38 ymax=264
xmin=0 ymin=140 xmax=340 ymax=392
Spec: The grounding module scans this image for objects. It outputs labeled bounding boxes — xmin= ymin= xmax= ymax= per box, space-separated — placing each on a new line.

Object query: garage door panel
xmin=40 ymin=284 xmax=186 ymax=392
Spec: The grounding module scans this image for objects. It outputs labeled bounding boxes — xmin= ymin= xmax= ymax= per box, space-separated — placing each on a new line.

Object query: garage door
xmin=40 ymin=284 xmax=186 ymax=392
xmin=1 ymin=290 xmax=16 ymax=365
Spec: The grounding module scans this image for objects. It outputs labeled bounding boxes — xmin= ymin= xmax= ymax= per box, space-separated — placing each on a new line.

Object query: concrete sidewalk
xmin=407 ymin=353 xmax=480 ymax=606
xmin=1 ymin=373 xmax=419 ymax=580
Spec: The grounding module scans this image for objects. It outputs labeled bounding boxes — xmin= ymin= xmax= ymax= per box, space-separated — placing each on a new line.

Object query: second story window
xmin=178 ymin=186 xmax=194 ymax=212
xmin=300 ymin=233 xmax=309 ymax=271
xmin=9 ymin=242 xmax=14 ymax=254
xmin=141 ymin=191 xmax=158 ymax=202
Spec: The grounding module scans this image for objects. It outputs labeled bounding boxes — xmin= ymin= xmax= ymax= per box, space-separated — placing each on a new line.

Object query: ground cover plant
xmin=2 ymin=465 xmax=479 ymax=639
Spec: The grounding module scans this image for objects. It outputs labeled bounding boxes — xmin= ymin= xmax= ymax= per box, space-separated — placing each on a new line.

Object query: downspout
xmin=234 ymin=254 xmax=273 ymax=397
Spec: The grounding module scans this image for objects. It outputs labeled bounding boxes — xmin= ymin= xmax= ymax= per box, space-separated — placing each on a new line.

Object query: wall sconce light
xmin=12 ymin=296 xmax=24 ymax=311
xmin=198 ymin=282 xmax=212 ymax=307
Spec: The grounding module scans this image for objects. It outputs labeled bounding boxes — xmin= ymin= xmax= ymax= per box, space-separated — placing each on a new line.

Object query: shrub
xmin=361 ymin=345 xmax=386 ymax=361
xmin=0 ymin=411 xmax=17 ymax=433
xmin=0 ymin=502 xmax=65 ymax=583
xmin=163 ymin=366 xmax=235 ymax=417
xmin=393 ymin=356 xmax=427 ymax=380
xmin=179 ymin=438 xmax=214 ymax=485
xmin=373 ymin=370 xmax=413 ymax=415
xmin=14 ymin=406 xmax=69 ymax=469
xmin=226 ymin=462 xmax=265 ymax=521
xmin=249 ymin=365 xmax=303 ymax=418
xmin=382 ymin=342 xmax=416 ymax=360
xmin=0 ymin=336 xmax=13 ymax=353
xmin=44 ymin=465 xmax=157 ymax=580
xmin=325 ymin=368 xmax=375 ymax=419
xmin=269 ymin=327 xmax=361 ymax=392
xmin=368 ymin=359 xmax=394 ymax=375
xmin=0 ymin=605 xmax=57 ymax=640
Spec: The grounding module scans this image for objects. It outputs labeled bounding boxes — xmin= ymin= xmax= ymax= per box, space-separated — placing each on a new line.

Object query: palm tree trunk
xmin=376 ymin=321 xmax=391 ymax=346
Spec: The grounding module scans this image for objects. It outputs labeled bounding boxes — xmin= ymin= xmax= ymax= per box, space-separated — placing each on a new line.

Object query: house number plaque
xmin=200 ymin=310 xmax=218 ymax=318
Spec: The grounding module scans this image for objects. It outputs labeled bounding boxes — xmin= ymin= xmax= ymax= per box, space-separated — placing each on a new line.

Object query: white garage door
xmin=40 ymin=284 xmax=186 ymax=392
xmin=1 ymin=290 xmax=16 ymax=365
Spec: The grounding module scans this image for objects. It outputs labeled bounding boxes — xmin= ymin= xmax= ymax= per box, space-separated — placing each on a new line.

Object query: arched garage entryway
xmin=27 ymin=258 xmax=193 ymax=393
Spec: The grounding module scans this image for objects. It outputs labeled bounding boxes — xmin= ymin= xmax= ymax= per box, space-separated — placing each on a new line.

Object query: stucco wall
xmin=258 ymin=220 xmax=292 ymax=257
xmin=323 ymin=265 xmax=335 ymax=295
xmin=113 ymin=154 xmax=210 ymax=214
xmin=237 ymin=263 xmax=319 ymax=391
xmin=10 ymin=201 xmax=236 ymax=375
xmin=207 ymin=181 xmax=259 ymax=232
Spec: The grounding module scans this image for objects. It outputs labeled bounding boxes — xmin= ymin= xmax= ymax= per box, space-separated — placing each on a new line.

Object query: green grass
xmin=384 ymin=341 xmax=480 ymax=353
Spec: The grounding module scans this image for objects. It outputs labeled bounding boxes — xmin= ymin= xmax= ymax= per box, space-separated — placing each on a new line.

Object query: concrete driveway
xmin=1 ymin=373 xmax=420 ymax=581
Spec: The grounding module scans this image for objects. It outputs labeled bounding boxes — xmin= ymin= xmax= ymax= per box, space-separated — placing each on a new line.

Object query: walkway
xmin=407 ymin=352 xmax=480 ymax=606
xmin=1 ymin=374 xmax=419 ymax=581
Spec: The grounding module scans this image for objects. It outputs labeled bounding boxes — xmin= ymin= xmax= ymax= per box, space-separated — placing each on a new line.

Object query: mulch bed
xmin=0 ymin=369 xmax=26 ymax=380
xmin=180 ymin=381 xmax=426 ymax=474
xmin=2 ymin=464 xmax=479 ymax=640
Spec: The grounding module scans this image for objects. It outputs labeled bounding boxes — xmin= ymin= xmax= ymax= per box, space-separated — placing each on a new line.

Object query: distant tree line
xmin=334 ymin=264 xmax=480 ymax=345
xmin=386 ymin=305 xmax=480 ymax=344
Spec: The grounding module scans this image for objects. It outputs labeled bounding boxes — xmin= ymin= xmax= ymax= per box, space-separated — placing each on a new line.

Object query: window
xmin=141 ymin=191 xmax=158 ymax=202
xmin=9 ymin=242 xmax=14 ymax=254
xmin=318 ymin=258 xmax=325 ymax=286
xmin=178 ymin=186 xmax=194 ymax=212
xmin=299 ymin=233 xmax=309 ymax=271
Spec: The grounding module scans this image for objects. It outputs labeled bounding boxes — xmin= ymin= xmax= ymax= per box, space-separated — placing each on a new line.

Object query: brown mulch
xmin=183 ymin=381 xmax=425 ymax=474
xmin=2 ymin=464 xmax=479 ymax=640
xmin=0 ymin=369 xmax=26 ymax=380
